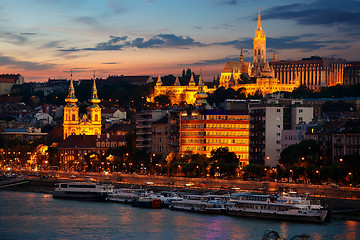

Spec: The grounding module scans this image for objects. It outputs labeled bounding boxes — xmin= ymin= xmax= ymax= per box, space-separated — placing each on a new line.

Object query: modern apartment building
xmin=179 ymin=109 xmax=250 ymax=166
xmin=249 ymin=99 xmax=314 ymax=166
xmin=136 ymin=110 xmax=167 ymax=153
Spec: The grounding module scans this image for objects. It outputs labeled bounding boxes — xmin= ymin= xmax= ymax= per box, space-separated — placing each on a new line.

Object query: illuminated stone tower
xmin=86 ymin=74 xmax=102 ymax=136
xmin=253 ymin=7 xmax=266 ymax=68
xmin=63 ymin=76 xmax=79 ymax=140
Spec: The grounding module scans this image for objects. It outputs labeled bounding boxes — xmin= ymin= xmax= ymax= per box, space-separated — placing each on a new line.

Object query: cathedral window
xmin=72 ymin=114 xmax=76 ymax=121
xmin=95 ymin=114 xmax=98 ymax=121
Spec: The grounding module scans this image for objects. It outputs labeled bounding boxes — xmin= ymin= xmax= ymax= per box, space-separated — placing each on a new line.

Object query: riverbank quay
xmin=1 ymin=178 xmax=360 ymax=221
xmin=2 ymin=173 xmax=360 ymax=221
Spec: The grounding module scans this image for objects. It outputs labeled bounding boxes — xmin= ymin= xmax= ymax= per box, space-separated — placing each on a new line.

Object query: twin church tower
xmin=63 ymin=76 xmax=102 ymax=140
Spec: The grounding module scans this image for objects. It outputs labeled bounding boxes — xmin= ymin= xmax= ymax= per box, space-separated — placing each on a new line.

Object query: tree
xmin=154 ymin=95 xmax=171 ymax=107
xmin=181 ymin=154 xmax=208 ymax=177
xmin=206 ymin=87 xmax=236 ymax=107
xmin=321 ymin=101 xmax=356 ymax=113
xmin=209 ymin=147 xmax=238 ymax=178
xmin=279 ymin=139 xmax=321 ymax=167
xmin=243 ymin=164 xmax=265 ymax=180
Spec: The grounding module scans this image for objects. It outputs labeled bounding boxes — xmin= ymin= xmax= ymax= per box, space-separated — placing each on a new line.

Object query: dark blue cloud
xmin=61 ymin=34 xmax=205 ymax=52
xmin=0 ymin=32 xmax=31 ymax=44
xmin=214 ymin=0 xmax=239 ymax=5
xmin=261 ymin=0 xmax=360 ymax=33
xmin=20 ymin=32 xmax=37 ymax=35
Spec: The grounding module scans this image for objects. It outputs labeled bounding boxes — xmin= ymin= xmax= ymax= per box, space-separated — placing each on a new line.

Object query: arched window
xmin=95 ymin=114 xmax=98 ymax=121
xmin=72 ymin=114 xmax=76 ymax=121
xmin=258 ymin=49 xmax=260 ymax=55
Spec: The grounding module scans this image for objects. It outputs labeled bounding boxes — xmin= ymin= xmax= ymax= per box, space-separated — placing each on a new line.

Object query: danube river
xmin=0 ymin=191 xmax=359 ymax=240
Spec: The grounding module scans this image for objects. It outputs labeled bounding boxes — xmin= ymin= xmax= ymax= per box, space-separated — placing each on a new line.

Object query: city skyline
xmin=0 ymin=0 xmax=359 ymax=82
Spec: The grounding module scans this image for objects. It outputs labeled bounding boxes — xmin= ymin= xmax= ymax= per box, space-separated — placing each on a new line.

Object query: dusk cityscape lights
xmin=1 ymin=1 xmax=360 ymax=239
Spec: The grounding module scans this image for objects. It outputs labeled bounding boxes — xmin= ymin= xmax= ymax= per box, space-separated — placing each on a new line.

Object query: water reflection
xmin=1 ymin=191 xmax=360 ymax=240
xmin=280 ymin=221 xmax=288 ymax=238
xmin=344 ymin=220 xmax=359 ymax=239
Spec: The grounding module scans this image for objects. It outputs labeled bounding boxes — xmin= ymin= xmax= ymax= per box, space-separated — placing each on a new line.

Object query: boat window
xmin=60 ymin=184 xmax=68 ymax=188
xmin=68 ymin=184 xmax=96 ymax=188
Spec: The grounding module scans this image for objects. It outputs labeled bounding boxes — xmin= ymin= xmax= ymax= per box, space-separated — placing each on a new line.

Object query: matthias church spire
xmin=257 ymin=6 xmax=262 ymax=31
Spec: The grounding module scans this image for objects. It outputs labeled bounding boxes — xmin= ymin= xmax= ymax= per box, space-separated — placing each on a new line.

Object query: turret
xmin=272 ymin=51 xmax=277 ymax=62
xmin=174 ymin=76 xmax=181 ymax=86
xmin=240 ymin=47 xmax=244 ymax=63
xmin=189 ymin=74 xmax=196 ymax=87
xmin=156 ymin=75 xmax=163 ymax=86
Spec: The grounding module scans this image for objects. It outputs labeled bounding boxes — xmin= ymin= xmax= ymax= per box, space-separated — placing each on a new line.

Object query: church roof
xmin=222 ymin=61 xmax=250 ymax=73
xmin=58 ymin=134 xmax=126 ymax=149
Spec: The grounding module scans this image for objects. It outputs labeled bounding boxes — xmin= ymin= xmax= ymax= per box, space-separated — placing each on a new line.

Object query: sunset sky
xmin=0 ymin=0 xmax=359 ymax=82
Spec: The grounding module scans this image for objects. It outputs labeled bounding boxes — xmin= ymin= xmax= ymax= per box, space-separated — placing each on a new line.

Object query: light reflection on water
xmin=0 ymin=191 xmax=359 ymax=240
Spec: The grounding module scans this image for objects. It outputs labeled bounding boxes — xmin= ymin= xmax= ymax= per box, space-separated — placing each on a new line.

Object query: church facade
xmin=219 ymin=7 xmax=300 ymax=95
xmin=63 ymin=78 xmax=102 ymax=140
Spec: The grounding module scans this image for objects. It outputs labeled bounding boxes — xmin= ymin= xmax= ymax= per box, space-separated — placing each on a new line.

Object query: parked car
xmin=199 ymin=183 xmax=207 ymax=188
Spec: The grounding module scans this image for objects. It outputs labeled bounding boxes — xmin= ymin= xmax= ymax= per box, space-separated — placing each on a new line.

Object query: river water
xmin=0 ymin=191 xmax=359 ymax=240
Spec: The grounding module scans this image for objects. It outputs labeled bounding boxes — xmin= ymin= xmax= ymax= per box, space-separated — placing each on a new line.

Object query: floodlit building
xmin=219 ymin=7 xmax=300 ymax=95
xmin=180 ymin=109 xmax=250 ymax=166
xmin=270 ymin=56 xmax=349 ymax=89
xmin=62 ymin=77 xmax=102 ymax=140
xmin=152 ymin=74 xmax=216 ymax=105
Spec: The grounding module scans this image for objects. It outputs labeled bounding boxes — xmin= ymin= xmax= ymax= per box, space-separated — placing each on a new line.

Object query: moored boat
xmin=148 ymin=191 xmax=183 ymax=208
xmin=169 ymin=194 xmax=228 ymax=214
xmin=227 ymin=191 xmax=330 ymax=223
xmin=53 ymin=182 xmax=114 ymax=201
xmin=106 ymin=188 xmax=148 ymax=203
xmin=130 ymin=197 xmax=162 ymax=209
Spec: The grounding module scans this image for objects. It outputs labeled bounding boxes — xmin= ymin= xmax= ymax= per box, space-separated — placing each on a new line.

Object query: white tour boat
xmin=169 ymin=194 xmax=229 ymax=214
xmin=227 ymin=191 xmax=330 ymax=223
xmin=53 ymin=182 xmax=114 ymax=201
xmin=106 ymin=188 xmax=149 ymax=203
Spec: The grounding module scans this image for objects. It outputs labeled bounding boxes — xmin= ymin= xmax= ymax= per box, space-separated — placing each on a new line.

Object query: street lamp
xmin=316 ymin=170 xmax=320 ymax=184
xmin=349 ymin=172 xmax=352 ymax=186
